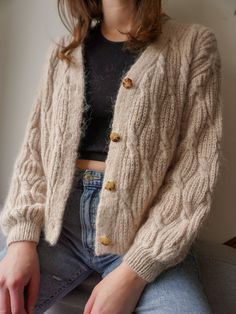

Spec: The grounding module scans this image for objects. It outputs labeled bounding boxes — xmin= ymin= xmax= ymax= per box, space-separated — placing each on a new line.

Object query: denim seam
xmin=34 ymin=267 xmax=91 ymax=312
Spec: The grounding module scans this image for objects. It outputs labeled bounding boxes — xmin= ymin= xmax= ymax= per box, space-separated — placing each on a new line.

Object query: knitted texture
xmin=0 ymin=17 xmax=223 ymax=283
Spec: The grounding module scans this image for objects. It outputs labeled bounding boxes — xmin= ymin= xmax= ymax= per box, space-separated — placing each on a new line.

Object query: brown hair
xmin=56 ymin=0 xmax=169 ymax=64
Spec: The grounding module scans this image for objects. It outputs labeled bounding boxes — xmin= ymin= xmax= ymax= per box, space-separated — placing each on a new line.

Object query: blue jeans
xmin=0 ymin=168 xmax=212 ymax=313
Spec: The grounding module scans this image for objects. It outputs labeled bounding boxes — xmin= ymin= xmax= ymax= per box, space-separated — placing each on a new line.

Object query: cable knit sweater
xmin=0 ymin=16 xmax=223 ymax=283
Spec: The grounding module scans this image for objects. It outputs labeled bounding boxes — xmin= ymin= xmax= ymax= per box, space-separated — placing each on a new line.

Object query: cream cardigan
xmin=0 ymin=16 xmax=223 ymax=283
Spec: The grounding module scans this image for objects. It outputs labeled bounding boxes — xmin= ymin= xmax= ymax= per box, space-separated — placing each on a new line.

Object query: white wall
xmin=0 ymin=0 xmax=65 ymax=199
xmin=0 ymin=0 xmax=235 ymax=244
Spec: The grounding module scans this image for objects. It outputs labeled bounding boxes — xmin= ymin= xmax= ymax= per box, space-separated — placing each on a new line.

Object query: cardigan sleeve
xmin=122 ymin=27 xmax=223 ymax=283
xmin=0 ymin=37 xmax=62 ymax=247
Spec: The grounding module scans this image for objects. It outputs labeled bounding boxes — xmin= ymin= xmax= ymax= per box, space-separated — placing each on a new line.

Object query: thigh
xmin=0 ymin=202 xmax=94 ymax=313
xmin=134 ymin=248 xmax=212 ymax=314
xmin=0 ymin=237 xmax=90 ymax=314
xmin=33 ymin=230 xmax=93 ymax=314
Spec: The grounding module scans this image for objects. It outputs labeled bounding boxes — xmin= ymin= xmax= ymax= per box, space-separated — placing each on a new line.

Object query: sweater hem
xmin=122 ymin=245 xmax=165 ymax=283
xmin=6 ymin=221 xmax=42 ymax=247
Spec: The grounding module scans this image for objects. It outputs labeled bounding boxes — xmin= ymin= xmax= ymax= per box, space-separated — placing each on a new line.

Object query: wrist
xmin=119 ymin=261 xmax=148 ymax=286
xmin=8 ymin=240 xmax=37 ymax=250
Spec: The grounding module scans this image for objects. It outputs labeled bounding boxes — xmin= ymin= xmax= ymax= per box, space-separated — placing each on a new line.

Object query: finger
xmin=83 ymin=291 xmax=96 ymax=314
xmin=8 ymin=283 xmax=25 ymax=313
xmin=0 ymin=286 xmax=11 ymax=313
xmin=26 ymin=273 xmax=40 ymax=314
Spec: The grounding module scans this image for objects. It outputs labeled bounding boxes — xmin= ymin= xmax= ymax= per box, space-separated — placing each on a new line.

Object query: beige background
xmin=0 ymin=0 xmax=235 ymax=244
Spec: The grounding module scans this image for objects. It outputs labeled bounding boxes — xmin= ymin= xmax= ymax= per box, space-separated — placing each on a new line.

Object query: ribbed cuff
xmin=123 ymin=244 xmax=166 ymax=283
xmin=6 ymin=221 xmax=42 ymax=247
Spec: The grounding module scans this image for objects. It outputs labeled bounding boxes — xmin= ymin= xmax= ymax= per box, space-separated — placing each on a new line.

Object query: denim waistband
xmin=74 ymin=167 xmax=105 ymax=188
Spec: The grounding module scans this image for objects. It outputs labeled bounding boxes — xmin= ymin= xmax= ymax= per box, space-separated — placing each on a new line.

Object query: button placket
xmin=100 ymin=88 xmax=125 ymax=247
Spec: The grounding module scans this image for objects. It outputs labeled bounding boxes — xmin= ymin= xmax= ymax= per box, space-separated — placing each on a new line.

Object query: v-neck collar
xmin=69 ymin=15 xmax=172 ymax=87
xmin=63 ymin=15 xmax=173 ymax=143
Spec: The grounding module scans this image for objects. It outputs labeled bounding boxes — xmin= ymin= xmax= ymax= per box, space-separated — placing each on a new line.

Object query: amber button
xmin=104 ymin=181 xmax=116 ymax=191
xmin=109 ymin=132 xmax=121 ymax=142
xmin=99 ymin=235 xmax=112 ymax=246
xmin=122 ymin=77 xmax=133 ymax=89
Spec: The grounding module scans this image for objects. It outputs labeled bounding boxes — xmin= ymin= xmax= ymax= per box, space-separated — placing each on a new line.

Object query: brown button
xmin=109 ymin=132 xmax=121 ymax=142
xmin=99 ymin=235 xmax=112 ymax=246
xmin=122 ymin=77 xmax=133 ymax=89
xmin=104 ymin=181 xmax=116 ymax=191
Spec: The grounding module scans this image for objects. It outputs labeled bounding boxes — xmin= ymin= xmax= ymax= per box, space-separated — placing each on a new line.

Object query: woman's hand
xmin=83 ymin=260 xmax=148 ymax=314
xmin=0 ymin=241 xmax=40 ymax=314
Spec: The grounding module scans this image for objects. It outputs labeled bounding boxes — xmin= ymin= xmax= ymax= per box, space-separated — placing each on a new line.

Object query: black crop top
xmin=77 ymin=22 xmax=141 ymax=161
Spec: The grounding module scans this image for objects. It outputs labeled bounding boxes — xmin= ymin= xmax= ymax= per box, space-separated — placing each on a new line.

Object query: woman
xmin=0 ymin=0 xmax=223 ymax=313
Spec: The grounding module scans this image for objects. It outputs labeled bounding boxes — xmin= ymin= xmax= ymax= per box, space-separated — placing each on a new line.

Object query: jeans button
xmin=84 ymin=173 xmax=92 ymax=180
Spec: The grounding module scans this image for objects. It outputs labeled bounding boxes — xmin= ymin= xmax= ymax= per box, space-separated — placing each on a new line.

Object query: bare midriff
xmin=75 ymin=159 xmax=106 ymax=172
